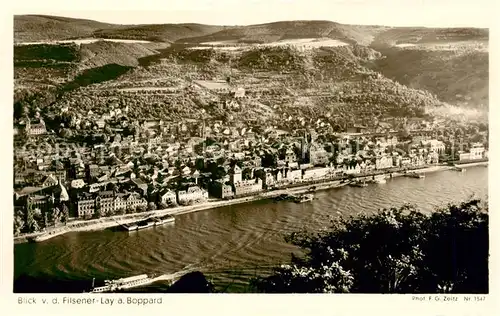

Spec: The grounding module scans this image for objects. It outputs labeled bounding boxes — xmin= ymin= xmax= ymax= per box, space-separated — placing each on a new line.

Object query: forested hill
xmin=15 ymin=15 xmax=487 ymax=46
xmin=14 ymin=15 xmax=488 ymax=129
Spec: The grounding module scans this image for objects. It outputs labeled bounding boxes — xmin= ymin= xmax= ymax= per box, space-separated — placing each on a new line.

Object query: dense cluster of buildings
xmin=13 ymin=111 xmax=488 ymax=224
xmin=13 ymin=87 xmax=488 ymax=225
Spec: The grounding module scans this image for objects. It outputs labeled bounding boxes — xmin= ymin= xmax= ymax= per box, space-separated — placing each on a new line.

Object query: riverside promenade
xmin=14 ymin=160 xmax=487 ymax=244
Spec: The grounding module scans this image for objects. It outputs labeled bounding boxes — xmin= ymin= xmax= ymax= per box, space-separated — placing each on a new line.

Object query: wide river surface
xmin=14 ymin=166 xmax=488 ymax=293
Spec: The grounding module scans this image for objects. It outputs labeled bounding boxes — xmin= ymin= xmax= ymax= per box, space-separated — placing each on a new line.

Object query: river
xmin=14 ymin=166 xmax=488 ymax=293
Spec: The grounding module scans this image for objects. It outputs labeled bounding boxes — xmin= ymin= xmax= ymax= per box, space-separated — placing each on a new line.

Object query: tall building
xmin=230 ymin=165 xmax=242 ymax=184
xmin=309 ymin=143 xmax=329 ymax=166
xmin=300 ymin=136 xmax=309 ymax=163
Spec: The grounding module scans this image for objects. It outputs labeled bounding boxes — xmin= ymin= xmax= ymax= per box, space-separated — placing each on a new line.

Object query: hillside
xmin=367 ymin=47 xmax=489 ymax=108
xmin=14 ymin=44 xmax=79 ymax=88
xmin=14 ymin=15 xmax=225 ymax=44
xmin=179 ymin=21 xmax=386 ymax=45
xmin=93 ymin=24 xmax=227 ymax=43
xmin=78 ymin=41 xmax=169 ymax=70
xmin=39 ymin=45 xmax=446 ymax=133
xmin=15 ymin=15 xmax=487 ymax=47
xmin=13 ymin=40 xmax=165 ymax=113
xmin=14 ymin=15 xmax=122 ymax=43
xmin=371 ymin=27 xmax=489 ymax=47
xmin=13 ymin=15 xmax=489 ymax=131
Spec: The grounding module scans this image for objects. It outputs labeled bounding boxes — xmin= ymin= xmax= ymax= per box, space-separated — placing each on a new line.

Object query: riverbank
xmin=13 ymin=180 xmax=346 ymax=244
xmin=453 ymin=160 xmax=489 ymax=168
xmin=14 ymin=162 xmax=487 ymax=244
xmin=391 ymin=164 xmax=452 ymax=177
xmin=14 ymin=213 xmax=156 ymax=244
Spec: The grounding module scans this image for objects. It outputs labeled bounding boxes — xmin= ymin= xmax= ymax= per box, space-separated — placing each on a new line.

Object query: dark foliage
xmin=61 ymin=64 xmax=133 ymax=91
xmin=14 ymin=275 xmax=93 ymax=293
xmin=177 ymin=48 xmax=231 ymax=64
xmin=238 ymin=47 xmax=306 ymax=71
xmin=252 ymin=199 xmax=488 ymax=293
xmin=368 ymin=48 xmax=488 ymax=108
xmin=14 ymin=44 xmax=79 ymax=62
xmin=167 ymin=271 xmax=215 ymax=293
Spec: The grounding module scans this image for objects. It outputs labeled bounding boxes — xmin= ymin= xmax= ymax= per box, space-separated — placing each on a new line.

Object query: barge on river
xmin=370 ymin=175 xmax=387 ymax=184
xmin=89 ymin=274 xmax=159 ymax=293
xmin=122 ymin=215 xmax=175 ymax=231
xmin=405 ymin=172 xmax=425 ymax=179
xmin=293 ymin=193 xmax=314 ymax=203
xmin=349 ymin=180 xmax=368 ymax=188
xmin=153 ymin=215 xmax=176 ymax=226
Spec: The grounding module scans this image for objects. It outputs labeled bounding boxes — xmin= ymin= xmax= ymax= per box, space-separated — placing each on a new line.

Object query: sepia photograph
xmin=11 ymin=0 xmax=490 ymax=296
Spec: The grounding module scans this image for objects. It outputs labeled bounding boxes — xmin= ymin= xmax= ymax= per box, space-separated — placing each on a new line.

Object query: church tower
xmin=301 ymin=131 xmax=310 ymax=163
xmin=230 ymin=165 xmax=242 ymax=184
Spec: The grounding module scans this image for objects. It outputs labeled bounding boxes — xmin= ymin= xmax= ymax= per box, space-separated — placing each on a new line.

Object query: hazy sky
xmin=13 ymin=0 xmax=493 ymax=27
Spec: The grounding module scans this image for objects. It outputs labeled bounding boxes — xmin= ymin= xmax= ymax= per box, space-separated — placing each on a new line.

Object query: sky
xmin=12 ymin=0 xmax=493 ymax=28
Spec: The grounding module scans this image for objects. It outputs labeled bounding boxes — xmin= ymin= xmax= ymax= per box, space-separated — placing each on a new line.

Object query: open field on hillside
xmin=16 ymin=38 xmax=157 ymax=46
xmin=190 ymin=38 xmax=350 ymax=50
xmin=394 ymin=40 xmax=488 ymax=52
xmin=117 ymin=87 xmax=181 ymax=92
xmin=193 ymin=80 xmax=231 ymax=90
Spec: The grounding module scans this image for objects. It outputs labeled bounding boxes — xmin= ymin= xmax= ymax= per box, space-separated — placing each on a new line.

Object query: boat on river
xmin=123 ymin=223 xmax=138 ymax=231
xmin=274 ymin=193 xmax=293 ymax=201
xmin=293 ymin=193 xmax=314 ymax=203
xmin=371 ymin=175 xmax=387 ymax=184
xmin=350 ymin=180 xmax=368 ymax=188
xmin=89 ymin=273 xmax=159 ymax=293
xmin=137 ymin=219 xmax=156 ymax=230
xmin=405 ymin=172 xmax=425 ymax=179
xmin=153 ymin=215 xmax=175 ymax=226
xmin=123 ymin=218 xmax=156 ymax=231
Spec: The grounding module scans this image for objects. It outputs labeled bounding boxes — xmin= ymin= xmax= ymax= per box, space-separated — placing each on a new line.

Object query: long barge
xmin=122 ymin=215 xmax=175 ymax=231
xmin=153 ymin=215 xmax=176 ymax=225
xmin=89 ymin=274 xmax=159 ymax=293
xmin=349 ymin=180 xmax=368 ymax=187
xmin=294 ymin=193 xmax=314 ymax=203
xmin=405 ymin=172 xmax=425 ymax=179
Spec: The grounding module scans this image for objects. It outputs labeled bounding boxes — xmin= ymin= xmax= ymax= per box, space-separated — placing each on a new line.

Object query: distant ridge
xmin=93 ymin=24 xmax=228 ymax=43
xmin=13 ymin=14 xmax=489 ymax=112
xmin=14 ymin=15 xmax=121 ymax=43
xmin=14 ymin=15 xmax=488 ymax=45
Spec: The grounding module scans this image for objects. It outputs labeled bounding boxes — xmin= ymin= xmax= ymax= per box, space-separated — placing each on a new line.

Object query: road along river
xmin=14 ymin=166 xmax=488 ymax=293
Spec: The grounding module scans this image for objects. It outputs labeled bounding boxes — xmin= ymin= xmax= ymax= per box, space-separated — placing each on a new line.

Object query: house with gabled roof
xmin=77 ymin=192 xmax=95 ymax=218
xmin=230 ymin=164 xmax=242 ymax=184
xmin=160 ymin=189 xmax=177 ymax=207
xmin=375 ymin=155 xmax=394 ymax=170
xmin=130 ymin=178 xmax=148 ymax=196
xmin=177 ymin=185 xmax=208 ymax=205
xmin=41 ymin=174 xmax=58 ymax=188
xmin=182 ymin=166 xmax=192 ymax=175
xmin=125 ymin=192 xmax=147 ymax=209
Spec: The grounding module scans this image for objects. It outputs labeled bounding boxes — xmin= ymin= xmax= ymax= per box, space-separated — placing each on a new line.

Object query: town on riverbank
xmin=14 ymin=161 xmax=487 ymax=244
xmin=13 ymin=112 xmax=488 ymax=243
xmin=13 ymin=20 xmax=490 ymax=245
